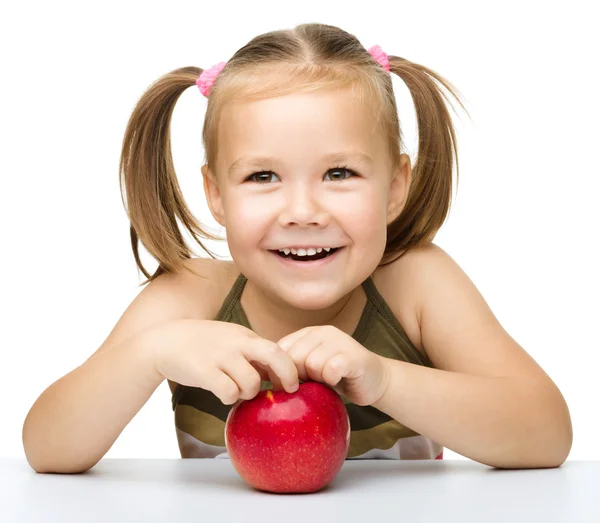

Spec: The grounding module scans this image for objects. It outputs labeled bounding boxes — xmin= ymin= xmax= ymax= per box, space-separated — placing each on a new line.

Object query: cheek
xmin=225 ymin=194 xmax=260 ymax=223
xmin=222 ymin=193 xmax=270 ymax=245
xmin=340 ymin=189 xmax=389 ymax=265
xmin=336 ymin=189 xmax=388 ymax=238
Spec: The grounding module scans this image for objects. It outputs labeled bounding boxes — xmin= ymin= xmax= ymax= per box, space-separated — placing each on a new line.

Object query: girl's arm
xmin=22 ymin=259 xmax=220 ymax=473
xmin=373 ymin=244 xmax=572 ymax=469
xmin=22 ymin=331 xmax=164 ymax=473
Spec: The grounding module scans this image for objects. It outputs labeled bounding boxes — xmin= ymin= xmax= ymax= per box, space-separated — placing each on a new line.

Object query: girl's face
xmin=203 ymin=86 xmax=409 ymax=310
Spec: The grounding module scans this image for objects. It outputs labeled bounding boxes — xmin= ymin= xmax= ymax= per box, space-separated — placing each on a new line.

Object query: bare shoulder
xmin=381 ymin=241 xmax=478 ymax=335
xmin=91 ymin=256 xmax=233 ymax=360
xmin=371 ymin=243 xmax=439 ymax=355
xmin=164 ymin=256 xmax=237 ymax=318
xmin=382 ymin=242 xmax=551 ymax=382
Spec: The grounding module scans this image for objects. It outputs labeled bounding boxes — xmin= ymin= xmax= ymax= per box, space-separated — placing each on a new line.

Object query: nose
xmin=277 ymin=183 xmax=328 ymax=227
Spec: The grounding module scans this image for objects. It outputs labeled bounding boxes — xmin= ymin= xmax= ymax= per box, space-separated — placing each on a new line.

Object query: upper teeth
xmin=278 ymin=247 xmax=333 ymax=256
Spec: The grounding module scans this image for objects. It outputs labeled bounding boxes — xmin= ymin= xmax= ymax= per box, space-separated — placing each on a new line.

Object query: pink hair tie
xmin=368 ymin=45 xmax=391 ymax=72
xmin=196 ymin=61 xmax=227 ymax=97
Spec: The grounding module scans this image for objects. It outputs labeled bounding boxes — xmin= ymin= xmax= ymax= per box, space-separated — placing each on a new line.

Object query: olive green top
xmin=172 ymin=273 xmax=444 ymax=460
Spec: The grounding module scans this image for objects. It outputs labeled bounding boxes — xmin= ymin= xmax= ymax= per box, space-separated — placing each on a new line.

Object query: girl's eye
xmin=247 ymin=172 xmax=278 ymax=183
xmin=246 ymin=167 xmax=357 ymax=183
xmin=324 ymin=167 xmax=356 ymax=181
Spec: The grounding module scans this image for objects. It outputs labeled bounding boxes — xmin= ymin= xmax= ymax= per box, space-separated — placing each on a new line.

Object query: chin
xmin=283 ymin=295 xmax=337 ymax=311
xmin=275 ymin=282 xmax=353 ymax=310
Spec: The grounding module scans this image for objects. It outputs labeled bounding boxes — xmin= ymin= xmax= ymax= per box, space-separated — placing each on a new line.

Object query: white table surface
xmin=1 ymin=458 xmax=598 ymax=522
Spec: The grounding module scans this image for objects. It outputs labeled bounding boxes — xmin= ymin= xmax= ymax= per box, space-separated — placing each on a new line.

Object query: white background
xmin=2 ymin=1 xmax=598 ymax=462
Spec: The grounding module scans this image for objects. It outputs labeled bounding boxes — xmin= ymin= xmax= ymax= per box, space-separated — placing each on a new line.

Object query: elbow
xmin=32 ymin=465 xmax=95 ymax=475
xmin=484 ymin=430 xmax=572 ymax=470
xmin=543 ymin=409 xmax=573 ymax=468
xmin=526 ymin=432 xmax=572 ymax=469
xmin=23 ymin=436 xmax=100 ymax=474
xmin=22 ymin=420 xmax=98 ymax=474
xmin=24 ymin=450 xmax=98 ymax=474
xmin=519 ymin=378 xmax=573 ymax=469
xmin=493 ymin=383 xmax=573 ymax=470
xmin=490 ymin=441 xmax=571 ymax=470
xmin=539 ymin=383 xmax=573 ymax=468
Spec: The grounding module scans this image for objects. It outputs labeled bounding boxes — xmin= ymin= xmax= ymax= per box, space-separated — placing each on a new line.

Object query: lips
xmin=270 ymin=246 xmax=344 ymax=268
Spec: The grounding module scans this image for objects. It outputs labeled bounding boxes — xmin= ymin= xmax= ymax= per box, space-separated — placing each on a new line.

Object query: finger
xmin=321 ymin=354 xmax=346 ymax=388
xmin=221 ymin=357 xmax=262 ymax=401
xmin=250 ymin=362 xmax=271 ymax=382
xmin=277 ymin=327 xmax=313 ymax=351
xmin=286 ymin=338 xmax=320 ymax=382
xmin=303 ymin=341 xmax=333 ymax=383
xmin=251 ymin=363 xmax=284 ymax=392
xmin=207 ymin=372 xmax=240 ymax=405
xmin=244 ymin=340 xmax=299 ymax=393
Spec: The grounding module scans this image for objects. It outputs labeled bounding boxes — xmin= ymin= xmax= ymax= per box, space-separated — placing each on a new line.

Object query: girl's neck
xmin=239 ymin=276 xmax=365 ymax=343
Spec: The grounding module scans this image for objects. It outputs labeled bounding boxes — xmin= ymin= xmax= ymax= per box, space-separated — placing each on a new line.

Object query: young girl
xmin=22 ymin=23 xmax=572 ymax=473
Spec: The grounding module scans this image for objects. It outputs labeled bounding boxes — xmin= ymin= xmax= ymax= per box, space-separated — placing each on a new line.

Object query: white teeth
xmin=277 ymin=247 xmax=336 ymax=256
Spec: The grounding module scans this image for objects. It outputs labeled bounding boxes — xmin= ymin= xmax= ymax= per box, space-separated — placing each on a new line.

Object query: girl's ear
xmin=386 ymin=153 xmax=411 ymax=225
xmin=202 ymin=164 xmax=226 ymax=227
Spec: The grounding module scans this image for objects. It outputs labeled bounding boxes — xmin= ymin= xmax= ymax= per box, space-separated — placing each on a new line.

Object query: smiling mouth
xmin=271 ymin=247 xmax=340 ymax=262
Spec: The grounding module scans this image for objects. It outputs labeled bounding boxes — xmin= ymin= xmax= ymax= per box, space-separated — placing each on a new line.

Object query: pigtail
xmin=383 ymin=56 xmax=471 ymax=263
xmin=119 ymin=66 xmax=222 ymax=285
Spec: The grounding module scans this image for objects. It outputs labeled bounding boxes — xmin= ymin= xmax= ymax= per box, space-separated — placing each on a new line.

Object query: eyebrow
xmin=228 ymin=151 xmax=374 ymax=176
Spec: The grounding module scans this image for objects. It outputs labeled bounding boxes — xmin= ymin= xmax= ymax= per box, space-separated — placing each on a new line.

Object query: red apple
xmin=225 ymin=380 xmax=350 ymax=493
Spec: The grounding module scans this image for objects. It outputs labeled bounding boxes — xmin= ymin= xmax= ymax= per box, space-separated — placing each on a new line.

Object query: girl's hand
xmin=148 ymin=319 xmax=299 ymax=405
xmin=277 ymin=325 xmax=390 ymax=406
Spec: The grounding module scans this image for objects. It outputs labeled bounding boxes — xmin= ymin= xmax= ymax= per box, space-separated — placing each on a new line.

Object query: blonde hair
xmin=119 ymin=23 xmax=469 ymax=285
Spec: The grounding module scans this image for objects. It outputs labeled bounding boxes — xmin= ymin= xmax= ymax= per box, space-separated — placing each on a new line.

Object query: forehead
xmin=217 ymin=86 xmax=385 ymax=172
